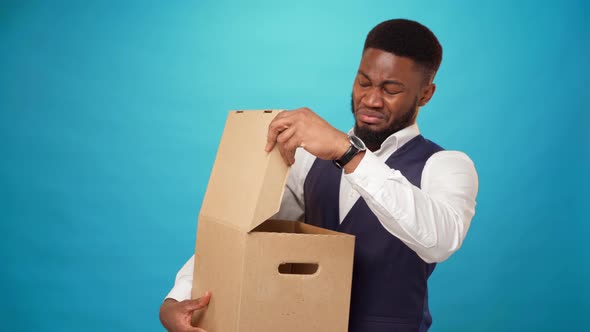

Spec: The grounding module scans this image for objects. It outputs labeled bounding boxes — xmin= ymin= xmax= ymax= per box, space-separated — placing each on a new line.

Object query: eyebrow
xmin=358 ymin=70 xmax=405 ymax=88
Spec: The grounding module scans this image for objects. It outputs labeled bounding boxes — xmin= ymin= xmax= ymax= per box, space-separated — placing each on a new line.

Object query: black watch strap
xmin=333 ymin=138 xmax=361 ymax=169
xmin=332 ymin=145 xmax=358 ymax=169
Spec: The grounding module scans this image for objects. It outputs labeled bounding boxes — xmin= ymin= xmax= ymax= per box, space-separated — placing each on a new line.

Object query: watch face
xmin=350 ymin=135 xmax=366 ymax=150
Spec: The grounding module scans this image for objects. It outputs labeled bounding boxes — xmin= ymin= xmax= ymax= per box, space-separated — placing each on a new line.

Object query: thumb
xmin=183 ymin=291 xmax=212 ymax=312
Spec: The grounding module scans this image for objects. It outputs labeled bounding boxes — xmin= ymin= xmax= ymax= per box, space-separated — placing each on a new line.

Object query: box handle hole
xmin=278 ymin=263 xmax=319 ymax=275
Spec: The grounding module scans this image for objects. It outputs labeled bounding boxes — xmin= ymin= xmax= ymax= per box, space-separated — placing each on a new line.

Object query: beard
xmin=351 ymin=94 xmax=419 ymax=151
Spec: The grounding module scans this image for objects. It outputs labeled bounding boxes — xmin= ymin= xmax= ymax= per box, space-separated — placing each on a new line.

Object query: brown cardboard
xmin=192 ymin=110 xmax=355 ymax=332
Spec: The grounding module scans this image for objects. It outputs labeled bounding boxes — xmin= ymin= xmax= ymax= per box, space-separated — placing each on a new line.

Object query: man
xmin=160 ymin=19 xmax=478 ymax=332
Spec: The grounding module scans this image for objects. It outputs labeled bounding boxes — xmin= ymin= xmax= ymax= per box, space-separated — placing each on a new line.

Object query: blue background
xmin=1 ymin=1 xmax=588 ymax=331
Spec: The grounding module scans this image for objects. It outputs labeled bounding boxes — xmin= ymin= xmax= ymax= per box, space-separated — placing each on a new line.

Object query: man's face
xmin=351 ymin=48 xmax=434 ymax=151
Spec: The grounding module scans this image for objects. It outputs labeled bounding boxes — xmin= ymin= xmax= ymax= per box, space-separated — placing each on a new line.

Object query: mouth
xmin=356 ymin=109 xmax=385 ymax=126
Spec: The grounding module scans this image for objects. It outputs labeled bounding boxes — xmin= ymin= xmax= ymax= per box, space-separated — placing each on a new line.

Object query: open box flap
xmin=199 ymin=110 xmax=290 ymax=232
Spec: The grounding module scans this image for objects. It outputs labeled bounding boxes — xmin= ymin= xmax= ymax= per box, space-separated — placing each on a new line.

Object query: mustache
xmin=350 ymin=93 xmax=420 ymax=151
xmin=355 ymin=108 xmax=386 ymax=118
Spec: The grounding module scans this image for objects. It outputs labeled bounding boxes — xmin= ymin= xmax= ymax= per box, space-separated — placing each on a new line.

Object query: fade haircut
xmin=363 ymin=19 xmax=442 ymax=83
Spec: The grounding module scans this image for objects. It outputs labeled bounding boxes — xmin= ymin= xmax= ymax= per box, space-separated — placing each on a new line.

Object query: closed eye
xmin=357 ymin=77 xmax=371 ymax=87
xmin=383 ymin=88 xmax=402 ymax=95
xmin=383 ymin=83 xmax=403 ymax=95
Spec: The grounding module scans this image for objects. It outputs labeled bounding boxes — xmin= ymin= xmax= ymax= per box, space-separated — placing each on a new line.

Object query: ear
xmin=418 ymin=83 xmax=436 ymax=107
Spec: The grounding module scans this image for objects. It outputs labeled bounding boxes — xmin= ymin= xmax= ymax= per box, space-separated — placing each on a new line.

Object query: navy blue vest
xmin=303 ymin=135 xmax=444 ymax=332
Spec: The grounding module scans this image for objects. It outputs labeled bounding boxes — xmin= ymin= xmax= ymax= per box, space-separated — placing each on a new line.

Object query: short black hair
xmin=364 ymin=19 xmax=442 ymax=82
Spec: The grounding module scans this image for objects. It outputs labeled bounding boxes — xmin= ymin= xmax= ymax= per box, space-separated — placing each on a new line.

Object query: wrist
xmin=333 ymin=133 xmax=351 ymax=160
xmin=343 ymin=150 xmax=365 ymax=174
xmin=333 ymin=134 xmax=367 ymax=169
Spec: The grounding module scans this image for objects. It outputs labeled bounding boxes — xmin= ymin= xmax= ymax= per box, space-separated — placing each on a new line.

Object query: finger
xmin=265 ymin=122 xmax=287 ymax=152
xmin=265 ymin=115 xmax=293 ymax=152
xmin=278 ymin=141 xmax=290 ymax=166
xmin=181 ymin=299 xmax=206 ymax=313
xmin=183 ymin=292 xmax=212 ymax=312
xmin=281 ymin=133 xmax=301 ymax=166
xmin=279 ymin=126 xmax=302 ymax=165
xmin=277 ymin=126 xmax=297 ymax=165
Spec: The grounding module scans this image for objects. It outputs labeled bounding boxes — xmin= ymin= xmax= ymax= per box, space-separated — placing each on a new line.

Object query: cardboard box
xmin=191 ymin=110 xmax=355 ymax=332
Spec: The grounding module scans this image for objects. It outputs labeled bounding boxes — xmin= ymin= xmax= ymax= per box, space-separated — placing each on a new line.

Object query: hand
xmin=265 ymin=107 xmax=350 ymax=165
xmin=159 ymin=292 xmax=212 ymax=332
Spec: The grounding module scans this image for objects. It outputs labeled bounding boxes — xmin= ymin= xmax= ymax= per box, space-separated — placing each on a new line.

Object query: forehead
xmin=358 ymin=48 xmax=422 ymax=83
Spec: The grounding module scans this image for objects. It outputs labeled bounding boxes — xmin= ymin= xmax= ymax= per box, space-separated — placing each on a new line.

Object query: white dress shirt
xmin=166 ymin=123 xmax=479 ymax=301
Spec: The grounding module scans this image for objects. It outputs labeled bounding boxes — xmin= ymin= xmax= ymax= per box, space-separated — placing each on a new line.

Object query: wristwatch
xmin=333 ymin=135 xmax=367 ymax=169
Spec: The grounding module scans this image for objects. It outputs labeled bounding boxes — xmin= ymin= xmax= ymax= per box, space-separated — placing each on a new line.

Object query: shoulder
xmin=422 ymin=150 xmax=478 ymax=190
xmin=425 ymin=150 xmax=476 ymax=168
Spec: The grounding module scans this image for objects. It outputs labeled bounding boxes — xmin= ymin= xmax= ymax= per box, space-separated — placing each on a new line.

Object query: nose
xmin=363 ymin=87 xmax=383 ymax=109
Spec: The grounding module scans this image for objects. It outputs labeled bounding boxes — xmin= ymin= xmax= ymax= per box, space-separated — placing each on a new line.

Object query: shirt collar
xmin=350 ymin=123 xmax=421 ymax=158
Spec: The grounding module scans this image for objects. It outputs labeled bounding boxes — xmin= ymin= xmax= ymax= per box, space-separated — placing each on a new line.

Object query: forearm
xmin=344 ymin=150 xmax=478 ymax=263
xmin=364 ymin=179 xmax=471 ymax=262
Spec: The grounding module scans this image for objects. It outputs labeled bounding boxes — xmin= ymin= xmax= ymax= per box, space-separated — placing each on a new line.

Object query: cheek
xmin=352 ymin=86 xmax=363 ymax=106
xmin=382 ymin=97 xmax=411 ymax=122
xmin=383 ymin=97 xmax=401 ymax=114
xmin=387 ymin=94 xmax=414 ymax=108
